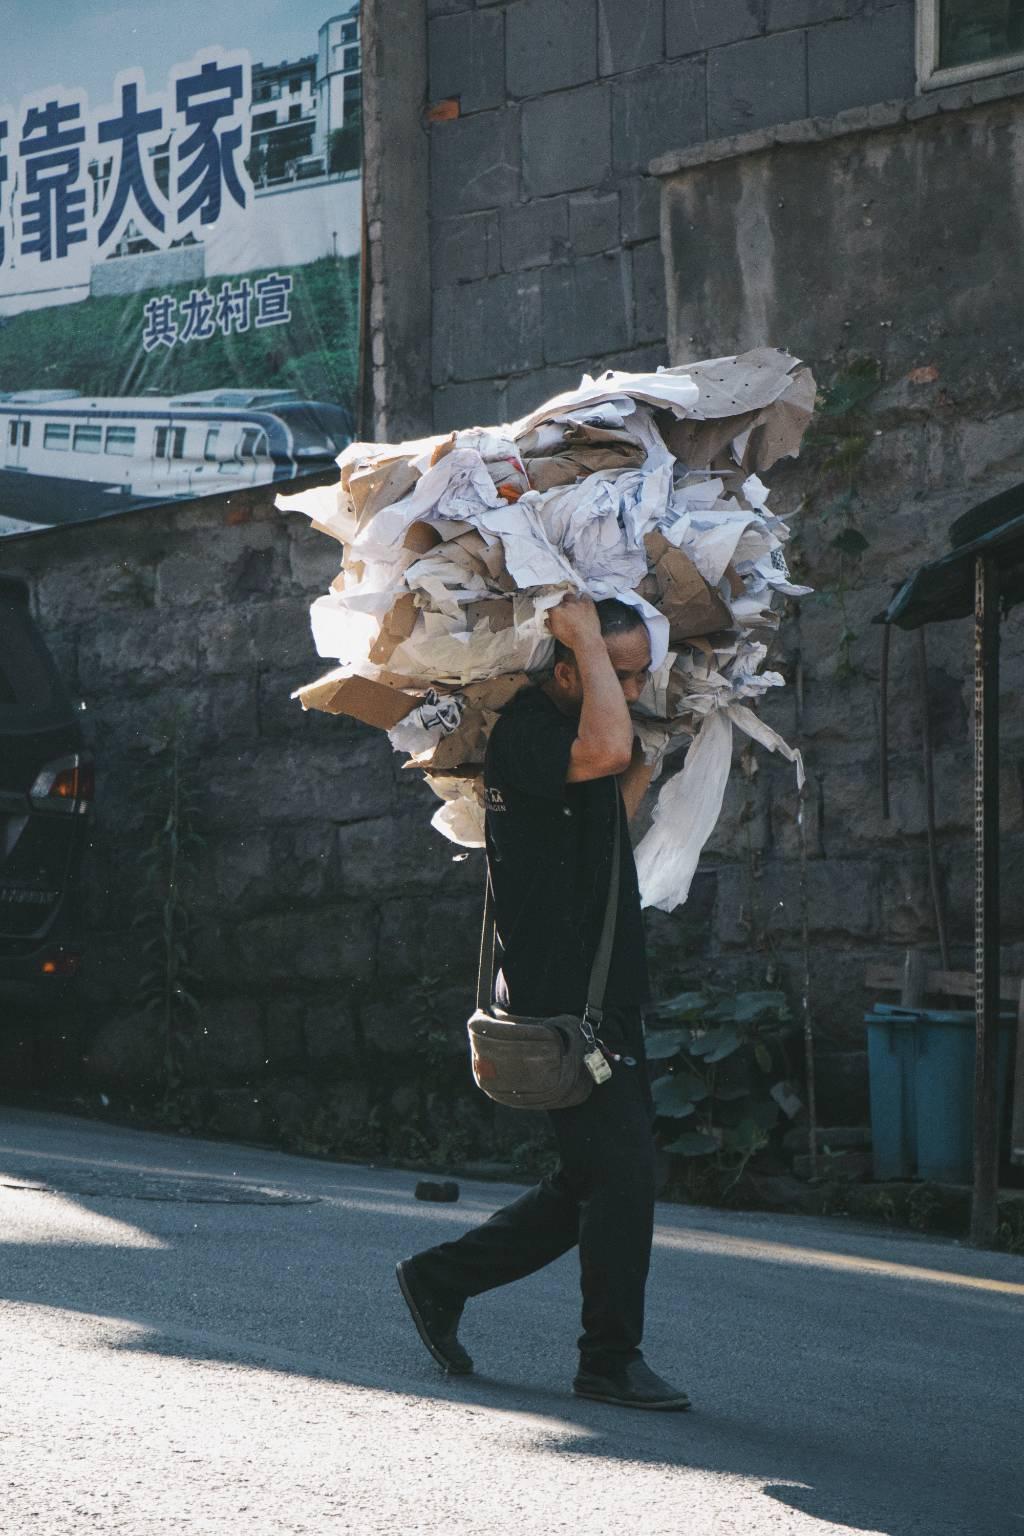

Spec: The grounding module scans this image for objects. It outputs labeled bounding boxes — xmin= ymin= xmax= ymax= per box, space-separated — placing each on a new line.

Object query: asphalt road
xmin=1 ymin=1106 xmax=1022 ymax=1536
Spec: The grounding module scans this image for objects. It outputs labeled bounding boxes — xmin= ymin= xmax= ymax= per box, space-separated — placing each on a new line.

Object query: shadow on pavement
xmin=0 ymin=1116 xmax=1021 ymax=1536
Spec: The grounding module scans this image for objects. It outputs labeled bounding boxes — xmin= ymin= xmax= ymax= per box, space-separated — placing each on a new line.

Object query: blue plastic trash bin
xmin=913 ymin=1010 xmax=1014 ymax=1184
xmin=865 ymin=1004 xmax=1015 ymax=1184
xmin=865 ymin=1008 xmax=918 ymax=1179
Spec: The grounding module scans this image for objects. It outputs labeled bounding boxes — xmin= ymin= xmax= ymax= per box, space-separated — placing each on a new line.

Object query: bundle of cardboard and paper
xmin=278 ymin=348 xmax=815 ymax=911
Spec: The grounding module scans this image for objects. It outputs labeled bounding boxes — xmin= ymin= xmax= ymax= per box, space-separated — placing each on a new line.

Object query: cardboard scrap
xmin=461 ymin=672 xmax=532 ymax=712
xmin=424 ymin=532 xmax=515 ymax=597
xmin=741 ymin=366 xmax=816 ymax=472
xmin=347 ymin=456 xmax=420 ymax=533
xmin=438 ymin=535 xmax=491 ymax=584
xmin=368 ymin=592 xmax=420 ymax=665
xmin=403 ymin=521 xmax=443 ymax=555
xmin=520 ymin=422 xmax=647 ymax=492
xmin=657 ymin=354 xmax=814 ymax=473
xmin=293 ymin=669 xmax=423 ymax=728
xmin=452 ymin=529 xmax=515 ymax=591
xmin=464 ymin=597 xmax=515 ymax=632
xmin=404 ymin=672 xmax=532 ymax=772
xmin=679 ymin=348 xmax=805 ymax=418
xmin=642 ymin=532 xmax=733 ymax=641
xmin=659 ymin=410 xmax=759 ymax=471
xmin=417 ymin=706 xmax=494 ymax=770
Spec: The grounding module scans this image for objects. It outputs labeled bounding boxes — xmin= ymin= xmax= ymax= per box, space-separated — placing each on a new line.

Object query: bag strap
xmin=476 ymin=780 xmax=622 ymax=1025
xmin=476 ymin=871 xmax=498 ymax=1013
xmin=583 ymin=787 xmax=620 ymax=1029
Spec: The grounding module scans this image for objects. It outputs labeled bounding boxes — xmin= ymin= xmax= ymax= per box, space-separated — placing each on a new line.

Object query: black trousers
xmin=411 ymin=1009 xmax=657 ymax=1371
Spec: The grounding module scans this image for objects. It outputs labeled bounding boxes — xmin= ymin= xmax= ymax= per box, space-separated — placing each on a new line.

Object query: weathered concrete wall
xmin=655 ymin=82 xmax=1024 ymax=1115
xmin=363 ymin=0 xmax=434 ymax=439
xmin=426 ymin=0 xmax=915 ymax=429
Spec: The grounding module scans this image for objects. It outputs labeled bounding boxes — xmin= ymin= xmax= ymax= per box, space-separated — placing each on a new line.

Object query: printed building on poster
xmin=250 ymin=5 xmax=362 ymax=188
xmin=0 ymin=7 xmax=363 ymax=313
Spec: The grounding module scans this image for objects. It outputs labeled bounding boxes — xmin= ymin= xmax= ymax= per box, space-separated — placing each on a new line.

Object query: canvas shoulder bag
xmin=466 ymin=796 xmax=620 ymax=1111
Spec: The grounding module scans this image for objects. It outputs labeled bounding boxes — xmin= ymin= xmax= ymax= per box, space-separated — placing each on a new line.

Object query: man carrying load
xmin=397 ymin=593 xmax=691 ymax=1412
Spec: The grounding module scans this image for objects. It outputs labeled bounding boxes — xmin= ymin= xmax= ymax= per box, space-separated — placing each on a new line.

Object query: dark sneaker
xmin=573 ymin=1357 xmax=691 ymax=1411
xmin=396 ymin=1258 xmax=474 ymax=1375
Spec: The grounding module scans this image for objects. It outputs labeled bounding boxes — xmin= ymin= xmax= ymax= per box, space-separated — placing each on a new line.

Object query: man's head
xmin=551 ymin=598 xmax=652 ymax=709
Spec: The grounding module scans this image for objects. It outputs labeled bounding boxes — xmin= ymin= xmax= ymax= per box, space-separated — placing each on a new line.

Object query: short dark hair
xmin=552 ymin=598 xmax=646 ymax=667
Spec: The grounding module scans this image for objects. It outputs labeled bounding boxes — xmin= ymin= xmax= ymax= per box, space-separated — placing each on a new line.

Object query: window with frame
xmin=919 ymin=0 xmax=1024 ymax=89
xmin=8 ymin=420 xmax=30 ymax=447
xmin=43 ymin=423 xmax=70 ymax=451
xmin=240 ymin=427 xmax=269 ymax=461
xmin=155 ymin=425 xmax=186 ymax=460
xmin=105 ymin=426 xmax=136 ymax=455
xmin=73 ymin=425 xmax=102 ymax=454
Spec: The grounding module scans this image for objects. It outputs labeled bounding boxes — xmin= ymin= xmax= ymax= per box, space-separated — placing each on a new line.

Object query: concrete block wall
xmin=4 ymin=487 xmax=493 ymax=1152
xmin=426 ymin=0 xmax=915 ymax=429
xmin=652 ymin=85 xmax=1024 ymax=1119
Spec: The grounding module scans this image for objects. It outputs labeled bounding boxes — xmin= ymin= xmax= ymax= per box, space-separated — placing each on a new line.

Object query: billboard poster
xmin=0 ymin=0 xmax=362 ymax=537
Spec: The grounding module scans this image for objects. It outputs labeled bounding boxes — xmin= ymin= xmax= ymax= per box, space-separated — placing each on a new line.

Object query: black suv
xmin=0 ymin=575 xmax=93 ymax=1012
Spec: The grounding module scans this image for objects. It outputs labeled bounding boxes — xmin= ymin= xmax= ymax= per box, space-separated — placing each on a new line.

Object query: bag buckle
xmin=581 ymin=1005 xmax=602 ymax=1047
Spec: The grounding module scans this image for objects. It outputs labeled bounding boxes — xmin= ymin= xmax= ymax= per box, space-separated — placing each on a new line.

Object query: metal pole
xmin=879 ymin=624 xmax=891 ymax=820
xmin=970 ymin=554 xmax=1001 ymax=1247
xmin=915 ymin=627 xmax=950 ymax=972
xmin=798 ymin=781 xmax=818 ymax=1180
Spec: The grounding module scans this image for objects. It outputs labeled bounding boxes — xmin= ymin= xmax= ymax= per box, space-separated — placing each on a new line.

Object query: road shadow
xmin=0 ymin=1119 xmax=1022 ymax=1536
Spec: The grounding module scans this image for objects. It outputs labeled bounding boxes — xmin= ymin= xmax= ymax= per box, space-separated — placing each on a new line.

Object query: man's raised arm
xmin=547 ymin=596 xmax=634 ymax=782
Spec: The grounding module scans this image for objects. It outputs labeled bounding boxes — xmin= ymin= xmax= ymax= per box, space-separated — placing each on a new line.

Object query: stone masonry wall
xmin=4 ymin=487 xmax=499 ymax=1156
xmin=426 ymin=0 xmax=915 ymax=430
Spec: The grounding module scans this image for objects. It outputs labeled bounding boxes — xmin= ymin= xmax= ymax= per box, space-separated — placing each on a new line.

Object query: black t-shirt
xmin=483 ymin=686 xmax=650 ymax=1018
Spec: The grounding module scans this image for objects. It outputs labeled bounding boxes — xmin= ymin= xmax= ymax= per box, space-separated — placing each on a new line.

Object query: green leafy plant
xmin=814 ymin=355 xmax=883 ymax=421
xmin=133 ymin=719 xmax=205 ymax=1094
xmin=646 ymin=988 xmax=800 ymax=1193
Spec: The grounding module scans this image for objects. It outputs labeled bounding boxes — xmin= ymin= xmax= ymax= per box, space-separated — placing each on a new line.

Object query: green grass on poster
xmin=0 ymin=256 xmax=360 ymax=407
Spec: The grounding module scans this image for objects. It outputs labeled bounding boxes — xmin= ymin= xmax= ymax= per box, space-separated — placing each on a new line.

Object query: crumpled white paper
xmin=279 ymin=348 xmax=815 ymax=912
xmin=388 ymin=690 xmax=464 ymax=755
xmin=634 ymin=706 xmax=805 ymax=911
